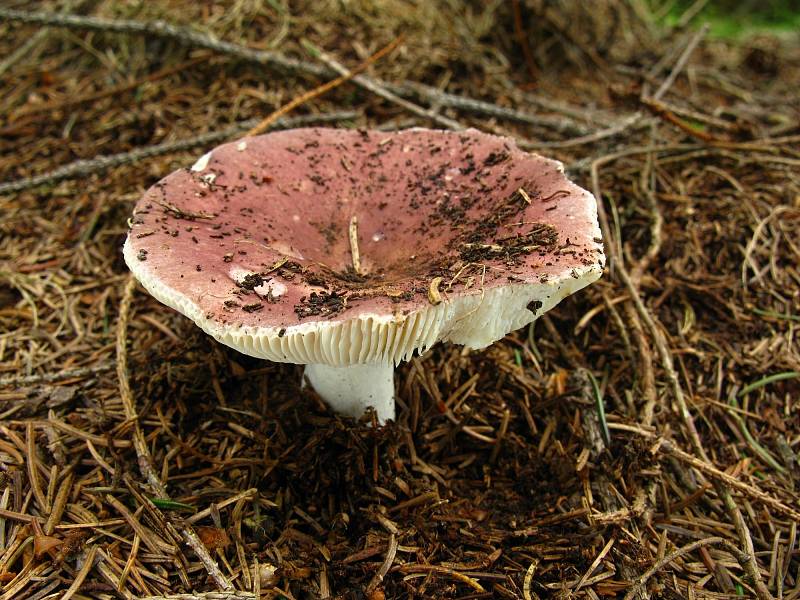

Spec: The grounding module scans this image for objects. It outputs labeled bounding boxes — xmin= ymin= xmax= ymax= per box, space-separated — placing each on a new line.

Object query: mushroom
xmin=123 ymin=127 xmax=604 ymax=424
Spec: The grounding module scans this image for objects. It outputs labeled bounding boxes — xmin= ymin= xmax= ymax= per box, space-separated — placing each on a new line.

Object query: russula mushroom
xmin=123 ymin=127 xmax=604 ymax=424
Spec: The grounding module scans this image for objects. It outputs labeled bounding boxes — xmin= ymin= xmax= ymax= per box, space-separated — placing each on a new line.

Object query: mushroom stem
xmin=303 ymin=362 xmax=395 ymax=424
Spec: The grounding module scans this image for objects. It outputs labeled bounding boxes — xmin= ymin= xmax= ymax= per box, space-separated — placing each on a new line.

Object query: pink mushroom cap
xmin=123 ymin=127 xmax=604 ymax=366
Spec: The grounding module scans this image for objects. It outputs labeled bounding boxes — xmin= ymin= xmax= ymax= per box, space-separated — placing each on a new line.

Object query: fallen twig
xmin=591 ymin=130 xmax=776 ymax=600
xmin=0 ymin=7 xmax=327 ymax=77
xmin=0 ymin=0 xmax=90 ymax=79
xmin=136 ymin=594 xmax=257 ymax=600
xmin=0 ymin=7 xmax=589 ymax=136
xmin=535 ymin=24 xmax=708 ymax=150
xmin=245 ymin=36 xmax=403 ymax=136
xmin=396 ymin=80 xmax=588 ymax=135
xmin=610 ymin=425 xmax=800 ymax=522
xmin=0 ymin=111 xmax=357 ymax=195
xmin=0 ymin=362 xmax=114 ymax=387
xmin=303 ymin=40 xmax=463 ymax=130
xmin=652 ymin=24 xmax=709 ymax=101
xmin=116 ymin=277 xmax=234 ymax=591
xmin=623 ymin=537 xmax=724 ymax=600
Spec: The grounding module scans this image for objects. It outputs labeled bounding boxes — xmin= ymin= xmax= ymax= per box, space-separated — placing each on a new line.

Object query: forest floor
xmin=0 ymin=2 xmax=799 ymax=599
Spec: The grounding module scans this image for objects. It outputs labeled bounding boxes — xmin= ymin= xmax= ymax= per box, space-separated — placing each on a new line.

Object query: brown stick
xmin=0 ymin=111 xmax=357 ymax=195
xmin=306 ymin=41 xmax=463 ymax=131
xmin=116 ymin=277 xmax=234 ymax=591
xmin=610 ymin=425 xmax=800 ymax=522
xmin=137 ymin=594 xmax=257 ymax=600
xmin=641 ymin=96 xmax=722 ymax=143
xmin=623 ymin=537 xmax=724 ymax=600
xmin=652 ymin=24 xmax=709 ymax=101
xmin=0 ymin=8 xmax=587 ymax=135
xmin=245 ymin=35 xmax=403 ymax=137
xmin=10 ymin=55 xmax=211 ymax=119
